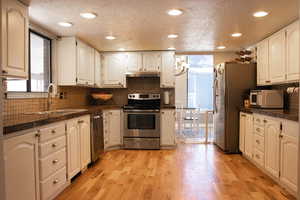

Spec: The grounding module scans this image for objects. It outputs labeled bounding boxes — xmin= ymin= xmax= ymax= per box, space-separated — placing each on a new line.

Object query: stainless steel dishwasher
xmin=90 ymin=112 xmax=104 ymax=163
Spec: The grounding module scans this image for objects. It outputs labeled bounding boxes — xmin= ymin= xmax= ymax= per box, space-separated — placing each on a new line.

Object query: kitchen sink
xmin=23 ymin=109 xmax=88 ymax=115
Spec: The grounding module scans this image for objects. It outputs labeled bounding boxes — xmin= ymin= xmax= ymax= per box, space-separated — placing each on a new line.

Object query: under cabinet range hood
xmin=125 ymin=72 xmax=160 ymax=77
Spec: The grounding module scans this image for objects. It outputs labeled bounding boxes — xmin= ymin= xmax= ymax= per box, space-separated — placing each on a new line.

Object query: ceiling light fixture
xmin=80 ymin=12 xmax=97 ymax=19
xmin=167 ymin=9 xmax=183 ymax=16
xmin=58 ymin=22 xmax=73 ymax=27
xmin=168 ymin=34 xmax=179 ymax=39
xmin=168 ymin=47 xmax=176 ymax=50
xmin=253 ymin=11 xmax=269 ymax=18
xmin=105 ymin=36 xmax=116 ymax=40
xmin=217 ymin=46 xmax=226 ymax=50
xmin=231 ymin=33 xmax=242 ymax=37
xmin=118 ymin=48 xmax=125 ymax=51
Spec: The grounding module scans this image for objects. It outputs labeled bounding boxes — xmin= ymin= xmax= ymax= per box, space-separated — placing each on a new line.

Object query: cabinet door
xmin=286 ymin=21 xmax=300 ymax=82
xmin=142 ymin=52 xmax=161 ymax=72
xmin=78 ymin=116 xmax=91 ymax=169
xmin=239 ymin=113 xmax=246 ymax=153
xmin=2 ymin=0 xmax=29 ymax=78
xmin=102 ymin=53 xmax=126 ymax=87
xmin=127 ymin=52 xmax=142 ymax=72
xmin=94 ymin=50 xmax=102 ymax=87
xmin=257 ymin=40 xmax=269 ymax=85
xmin=104 ymin=110 xmax=121 ymax=148
xmin=76 ymin=40 xmax=90 ymax=85
xmin=244 ymin=114 xmax=253 ymax=158
xmin=269 ymin=31 xmax=286 ymax=84
xmin=161 ymin=110 xmax=176 ymax=146
xmin=3 ymin=131 xmax=39 ymax=200
xmin=66 ymin=119 xmax=80 ymax=179
xmin=265 ymin=118 xmax=280 ymax=178
xmin=161 ymin=52 xmax=175 ymax=88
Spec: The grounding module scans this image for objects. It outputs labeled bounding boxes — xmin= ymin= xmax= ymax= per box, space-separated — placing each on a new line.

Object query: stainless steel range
xmin=123 ymin=93 xmax=161 ymax=150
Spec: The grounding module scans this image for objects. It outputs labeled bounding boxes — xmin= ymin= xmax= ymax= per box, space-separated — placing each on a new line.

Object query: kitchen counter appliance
xmin=123 ymin=93 xmax=161 ymax=149
xmin=90 ymin=112 xmax=104 ymax=162
xmin=250 ymin=89 xmax=284 ymax=108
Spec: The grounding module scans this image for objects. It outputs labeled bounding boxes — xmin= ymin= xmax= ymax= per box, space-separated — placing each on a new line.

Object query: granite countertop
xmin=3 ymin=105 xmax=123 ymax=135
xmin=239 ymin=107 xmax=298 ymax=122
xmin=161 ymin=105 xmax=176 ymax=109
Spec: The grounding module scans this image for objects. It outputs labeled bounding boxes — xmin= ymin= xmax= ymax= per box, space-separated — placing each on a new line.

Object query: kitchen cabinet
xmin=127 ymin=52 xmax=143 ymax=72
xmin=94 ymin=50 xmax=102 ymax=88
xmin=264 ymin=117 xmax=280 ymax=178
xmin=239 ymin=112 xmax=246 ymax=153
xmin=161 ymin=52 xmax=175 ymax=88
xmin=268 ymin=30 xmax=286 ymax=84
xmin=257 ymin=40 xmax=269 ymax=85
xmin=66 ymin=119 xmax=81 ymax=179
xmin=286 ymin=21 xmax=300 ymax=82
xmin=3 ymin=130 xmax=39 ymax=200
xmin=102 ymin=53 xmax=127 ymax=88
xmin=57 ymin=37 xmax=95 ymax=86
xmin=103 ymin=109 xmax=122 ymax=149
xmin=78 ymin=115 xmax=91 ymax=170
xmin=244 ymin=113 xmax=253 ymax=158
xmin=142 ymin=52 xmax=161 ymax=72
xmin=280 ymin=120 xmax=299 ymax=193
xmin=1 ymin=0 xmax=29 ymax=78
xmin=161 ymin=109 xmax=176 ymax=147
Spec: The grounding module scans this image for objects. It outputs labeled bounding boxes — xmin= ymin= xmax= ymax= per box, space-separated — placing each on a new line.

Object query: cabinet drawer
xmin=254 ymin=134 xmax=265 ymax=152
xmin=39 ymin=148 xmax=66 ymax=180
xmin=253 ymin=149 xmax=264 ymax=168
xmin=39 ymin=136 xmax=66 ymax=158
xmin=254 ymin=125 xmax=264 ymax=136
xmin=254 ymin=115 xmax=265 ymax=126
xmin=40 ymin=167 xmax=67 ymax=200
xmin=39 ymin=122 xmax=65 ymax=143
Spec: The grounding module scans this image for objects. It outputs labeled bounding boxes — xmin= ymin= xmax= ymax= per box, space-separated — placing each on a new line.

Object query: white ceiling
xmin=23 ymin=0 xmax=298 ymax=52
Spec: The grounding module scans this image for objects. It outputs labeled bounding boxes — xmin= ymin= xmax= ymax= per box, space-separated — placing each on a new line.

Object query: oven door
xmin=124 ymin=110 xmax=160 ymax=138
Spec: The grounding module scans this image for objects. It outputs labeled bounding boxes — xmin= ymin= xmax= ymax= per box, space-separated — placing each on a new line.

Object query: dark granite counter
xmin=4 ymin=105 xmax=122 ymax=135
xmin=240 ymin=107 xmax=298 ymax=122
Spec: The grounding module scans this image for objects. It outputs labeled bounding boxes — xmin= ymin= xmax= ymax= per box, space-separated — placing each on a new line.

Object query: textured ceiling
xmin=22 ymin=0 xmax=298 ymax=52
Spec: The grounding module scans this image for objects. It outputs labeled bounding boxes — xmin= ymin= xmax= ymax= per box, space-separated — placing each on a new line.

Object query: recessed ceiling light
xmin=105 ymin=36 xmax=116 ymax=40
xmin=168 ymin=47 xmax=176 ymax=50
xmin=118 ymin=48 xmax=125 ymax=51
xmin=167 ymin=9 xmax=183 ymax=16
xmin=253 ymin=11 xmax=269 ymax=18
xmin=80 ymin=12 xmax=97 ymax=19
xmin=168 ymin=34 xmax=179 ymax=39
xmin=217 ymin=46 xmax=226 ymax=50
xmin=231 ymin=33 xmax=242 ymax=37
xmin=58 ymin=22 xmax=73 ymax=27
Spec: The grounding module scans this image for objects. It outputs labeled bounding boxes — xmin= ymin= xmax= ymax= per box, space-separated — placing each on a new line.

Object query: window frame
xmin=6 ymin=29 xmax=52 ymax=93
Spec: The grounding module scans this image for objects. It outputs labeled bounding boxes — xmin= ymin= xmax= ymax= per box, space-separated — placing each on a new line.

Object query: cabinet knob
xmin=256 ymin=140 xmax=260 ymax=144
xmin=35 ymin=133 xmax=40 ymax=137
xmin=265 ymin=80 xmax=271 ymax=83
xmin=51 ymin=130 xmax=56 ymax=134
xmin=263 ymin=120 xmax=267 ymax=123
xmin=279 ymin=134 xmax=283 ymax=138
xmin=52 ymin=143 xmax=57 ymax=148
xmin=256 ymin=128 xmax=260 ymax=132
xmin=52 ymin=159 xmax=59 ymax=164
xmin=2 ymin=70 xmax=7 ymax=74
xmin=255 ymin=154 xmax=260 ymax=159
xmin=53 ymin=179 xmax=59 ymax=184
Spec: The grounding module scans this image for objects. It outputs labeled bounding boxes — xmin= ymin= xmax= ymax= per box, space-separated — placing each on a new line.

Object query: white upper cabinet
xmin=142 ymin=52 xmax=161 ymax=72
xmin=257 ymin=40 xmax=269 ymax=85
xmin=127 ymin=52 xmax=142 ymax=72
xmin=161 ymin=51 xmax=175 ymax=88
xmin=256 ymin=20 xmax=299 ymax=85
xmin=94 ymin=50 xmax=102 ymax=88
xmin=286 ymin=21 xmax=300 ymax=82
xmin=268 ymin=30 xmax=286 ymax=84
xmin=102 ymin=53 xmax=127 ymax=88
xmin=2 ymin=0 xmax=29 ymax=78
xmin=57 ymin=37 xmax=95 ymax=86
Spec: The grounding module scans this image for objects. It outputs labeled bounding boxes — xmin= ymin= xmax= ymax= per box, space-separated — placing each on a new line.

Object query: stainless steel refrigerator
xmin=213 ymin=62 xmax=256 ymax=153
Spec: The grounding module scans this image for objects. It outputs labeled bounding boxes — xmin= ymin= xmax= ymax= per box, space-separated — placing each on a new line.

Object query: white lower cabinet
xmin=3 ymin=130 xmax=39 ymax=200
xmin=103 ymin=109 xmax=122 ymax=149
xmin=239 ymin=113 xmax=246 ymax=153
xmin=240 ymin=112 xmax=299 ymax=195
xmin=78 ymin=115 xmax=91 ymax=169
xmin=239 ymin=112 xmax=253 ymax=158
xmin=161 ymin=109 xmax=176 ymax=147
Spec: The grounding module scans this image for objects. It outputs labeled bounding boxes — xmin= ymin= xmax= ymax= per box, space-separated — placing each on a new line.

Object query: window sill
xmin=5 ymin=92 xmax=48 ymax=99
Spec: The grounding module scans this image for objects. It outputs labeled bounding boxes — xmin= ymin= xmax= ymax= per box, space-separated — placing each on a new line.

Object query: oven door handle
xmin=123 ymin=109 xmax=160 ymax=113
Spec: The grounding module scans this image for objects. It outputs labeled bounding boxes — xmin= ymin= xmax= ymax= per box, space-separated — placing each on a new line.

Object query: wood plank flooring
xmin=56 ymin=144 xmax=295 ymax=200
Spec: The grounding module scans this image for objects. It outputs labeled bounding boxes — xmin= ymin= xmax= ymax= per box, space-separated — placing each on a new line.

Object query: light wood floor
xmin=56 ymin=144 xmax=295 ymax=200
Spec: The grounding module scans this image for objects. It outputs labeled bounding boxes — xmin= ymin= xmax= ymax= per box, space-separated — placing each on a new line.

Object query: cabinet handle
xmin=53 ymin=179 xmax=59 ymax=184
xmin=263 ymin=120 xmax=267 ymax=123
xmin=51 ymin=130 xmax=56 ymax=134
xmin=78 ymin=120 xmax=84 ymax=124
xmin=2 ymin=70 xmax=7 ymax=74
xmin=52 ymin=159 xmax=59 ymax=164
xmin=52 ymin=143 xmax=57 ymax=148
xmin=279 ymin=134 xmax=283 ymax=138
xmin=241 ymin=114 xmax=246 ymax=117
xmin=265 ymin=80 xmax=271 ymax=83
xmin=35 ymin=133 xmax=40 ymax=137
xmin=162 ymin=111 xmax=165 ymax=114
xmin=256 ymin=140 xmax=260 ymax=144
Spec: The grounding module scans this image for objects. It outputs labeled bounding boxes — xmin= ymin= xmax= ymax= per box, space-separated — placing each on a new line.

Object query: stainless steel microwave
xmin=250 ymin=90 xmax=284 ymax=108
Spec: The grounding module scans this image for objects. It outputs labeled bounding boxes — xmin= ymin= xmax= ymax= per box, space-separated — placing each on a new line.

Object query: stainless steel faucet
xmin=47 ymin=83 xmax=55 ymax=111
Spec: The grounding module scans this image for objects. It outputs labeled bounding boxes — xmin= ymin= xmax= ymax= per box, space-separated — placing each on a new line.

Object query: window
xmin=7 ymin=30 xmax=52 ymax=92
xmin=187 ymin=55 xmax=214 ymax=110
